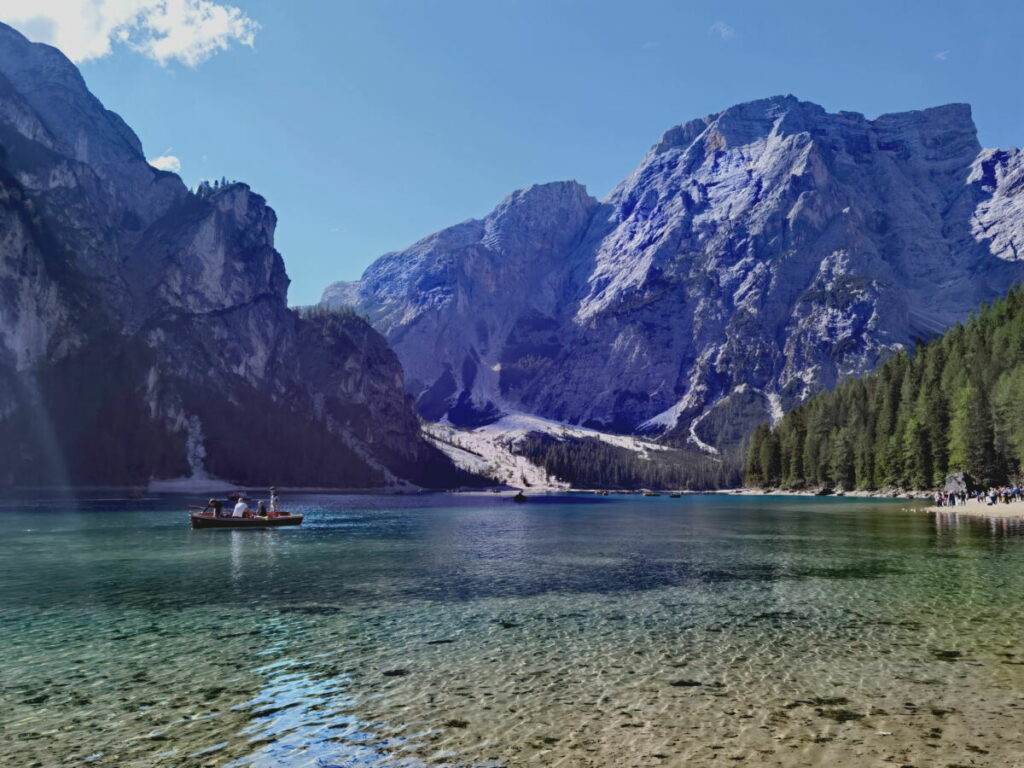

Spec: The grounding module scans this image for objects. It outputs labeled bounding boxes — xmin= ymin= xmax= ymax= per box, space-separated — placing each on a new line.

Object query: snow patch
xmin=766 ymin=391 xmax=784 ymax=425
xmin=424 ymin=421 xmax=564 ymax=490
xmin=148 ymin=415 xmax=234 ymax=493
xmin=424 ymin=411 xmax=671 ymax=489
xmin=475 ymin=412 xmax=671 ymax=456
xmin=687 ymin=409 xmax=720 ymax=455
xmin=638 ymin=398 xmax=685 ymax=432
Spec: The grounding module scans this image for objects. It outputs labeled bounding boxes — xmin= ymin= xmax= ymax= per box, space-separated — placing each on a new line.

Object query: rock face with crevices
xmin=0 ymin=23 xmax=469 ymax=488
xmin=324 ymin=95 xmax=1024 ymax=451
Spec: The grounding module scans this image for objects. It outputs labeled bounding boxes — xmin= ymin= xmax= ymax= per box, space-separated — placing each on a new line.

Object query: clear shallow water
xmin=2 ymin=493 xmax=1024 ymax=768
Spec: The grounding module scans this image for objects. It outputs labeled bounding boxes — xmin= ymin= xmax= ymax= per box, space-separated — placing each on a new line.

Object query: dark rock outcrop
xmin=0 ymin=23 xmax=469 ymax=488
xmin=943 ymin=472 xmax=979 ymax=495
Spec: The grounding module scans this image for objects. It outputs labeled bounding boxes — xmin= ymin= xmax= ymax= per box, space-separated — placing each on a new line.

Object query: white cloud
xmin=934 ymin=50 xmax=950 ymax=61
xmin=148 ymin=154 xmax=181 ymax=172
xmin=641 ymin=41 xmax=660 ymax=50
xmin=709 ymin=21 xmax=735 ymax=40
xmin=3 ymin=0 xmax=259 ymax=67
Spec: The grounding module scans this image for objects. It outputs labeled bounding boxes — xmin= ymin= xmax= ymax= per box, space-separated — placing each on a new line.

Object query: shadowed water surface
xmin=1 ymin=493 xmax=1023 ymax=767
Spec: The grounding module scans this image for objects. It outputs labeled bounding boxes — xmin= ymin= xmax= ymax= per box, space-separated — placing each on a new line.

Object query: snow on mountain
xmin=323 ymin=95 xmax=1024 ymax=454
xmin=423 ymin=411 xmax=671 ymax=489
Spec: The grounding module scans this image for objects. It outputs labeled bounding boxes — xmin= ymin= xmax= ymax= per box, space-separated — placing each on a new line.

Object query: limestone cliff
xmin=0 ymin=23 xmax=467 ymax=488
xmin=325 ymin=95 xmax=1024 ymax=453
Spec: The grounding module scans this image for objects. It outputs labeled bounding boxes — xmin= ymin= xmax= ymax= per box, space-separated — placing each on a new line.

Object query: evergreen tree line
xmin=515 ymin=434 xmax=743 ymax=490
xmin=194 ymin=177 xmax=238 ymax=197
xmin=746 ymin=286 xmax=1024 ymax=491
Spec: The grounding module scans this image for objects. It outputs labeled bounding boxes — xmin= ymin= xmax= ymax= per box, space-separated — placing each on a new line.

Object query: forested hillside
xmin=514 ymin=434 xmax=741 ymax=489
xmin=745 ymin=286 xmax=1024 ymax=490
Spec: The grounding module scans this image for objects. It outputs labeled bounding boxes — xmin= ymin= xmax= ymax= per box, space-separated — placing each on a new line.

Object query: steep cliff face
xmin=323 ymin=181 xmax=602 ymax=426
xmin=324 ymin=95 xmax=1024 ymax=451
xmin=0 ymin=23 xmax=467 ymax=488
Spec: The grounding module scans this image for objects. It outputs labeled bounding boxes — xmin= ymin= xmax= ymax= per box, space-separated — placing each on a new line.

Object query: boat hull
xmin=189 ymin=513 xmax=304 ymax=529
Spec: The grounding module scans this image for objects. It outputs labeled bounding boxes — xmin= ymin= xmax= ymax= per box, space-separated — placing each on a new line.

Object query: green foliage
xmin=296 ymin=303 xmax=369 ymax=325
xmin=994 ymin=365 xmax=1024 ymax=461
xmin=746 ymin=285 xmax=1024 ymax=490
xmin=513 ymin=433 xmax=743 ymax=490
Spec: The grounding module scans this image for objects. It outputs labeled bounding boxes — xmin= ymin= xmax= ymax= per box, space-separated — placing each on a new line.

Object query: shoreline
xmin=921 ymin=499 xmax=1024 ymax=519
xmin=0 ymin=485 xmax=935 ymax=498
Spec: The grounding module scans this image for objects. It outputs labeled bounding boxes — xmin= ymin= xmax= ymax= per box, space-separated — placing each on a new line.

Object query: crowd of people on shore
xmin=933 ymin=486 xmax=1023 ymax=507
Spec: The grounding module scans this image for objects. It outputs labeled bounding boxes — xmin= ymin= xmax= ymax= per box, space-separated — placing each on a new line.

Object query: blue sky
xmin=8 ymin=1 xmax=1024 ymax=305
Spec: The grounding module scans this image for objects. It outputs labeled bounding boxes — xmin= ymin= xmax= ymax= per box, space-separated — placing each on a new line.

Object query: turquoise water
xmin=2 ymin=492 xmax=1023 ymax=767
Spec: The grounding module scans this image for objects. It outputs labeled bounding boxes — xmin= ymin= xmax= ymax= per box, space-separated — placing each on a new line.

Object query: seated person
xmin=233 ymin=497 xmax=256 ymax=518
xmin=257 ymin=500 xmax=268 ymax=517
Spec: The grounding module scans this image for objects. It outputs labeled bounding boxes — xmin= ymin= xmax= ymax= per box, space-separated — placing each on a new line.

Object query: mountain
xmin=0 ymin=23 xmax=471 ymax=489
xmin=323 ymin=95 xmax=1024 ymax=460
xmin=746 ymin=284 xmax=1024 ymax=491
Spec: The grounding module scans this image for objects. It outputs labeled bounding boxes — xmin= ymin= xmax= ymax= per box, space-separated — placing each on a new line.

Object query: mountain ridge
xmin=0 ymin=22 xmax=473 ymax=489
xmin=323 ymin=94 xmax=1024 ymax=459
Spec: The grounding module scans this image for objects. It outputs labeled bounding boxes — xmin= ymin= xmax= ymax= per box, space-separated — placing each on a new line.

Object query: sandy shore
xmin=922 ymin=499 xmax=1024 ymax=518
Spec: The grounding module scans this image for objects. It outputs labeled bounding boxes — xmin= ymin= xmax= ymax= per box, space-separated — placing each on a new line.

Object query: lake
xmin=1 ymin=492 xmax=1023 ymax=767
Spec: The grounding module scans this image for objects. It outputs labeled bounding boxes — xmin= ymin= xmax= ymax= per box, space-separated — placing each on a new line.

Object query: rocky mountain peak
xmin=324 ymin=95 xmax=1024 ymax=457
xmin=0 ymin=23 xmax=474 ymax=489
xmin=0 ymin=23 xmax=145 ymax=168
xmin=480 ymin=180 xmax=598 ymax=260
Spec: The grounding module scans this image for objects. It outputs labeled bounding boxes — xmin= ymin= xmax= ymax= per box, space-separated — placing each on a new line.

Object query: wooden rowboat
xmin=189 ymin=512 xmax=304 ymax=529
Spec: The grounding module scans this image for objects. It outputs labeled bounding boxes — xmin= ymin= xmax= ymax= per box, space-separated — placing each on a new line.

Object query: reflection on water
xmin=932 ymin=507 xmax=1024 ymax=544
xmin=1 ymin=493 xmax=1024 ymax=767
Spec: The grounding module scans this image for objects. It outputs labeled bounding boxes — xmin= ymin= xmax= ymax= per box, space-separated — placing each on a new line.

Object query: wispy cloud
xmin=709 ymin=21 xmax=735 ymax=40
xmin=5 ymin=0 xmax=259 ymax=67
xmin=148 ymin=154 xmax=181 ymax=172
xmin=934 ymin=50 xmax=950 ymax=61
xmin=641 ymin=41 xmax=660 ymax=50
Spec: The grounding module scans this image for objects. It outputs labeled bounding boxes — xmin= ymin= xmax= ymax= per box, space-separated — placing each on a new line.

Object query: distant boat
xmin=189 ymin=512 xmax=303 ymax=529
xmin=513 ymin=491 xmax=527 ymax=503
xmin=643 ymin=491 xmax=661 ymax=497
xmin=669 ymin=493 xmax=681 ymax=498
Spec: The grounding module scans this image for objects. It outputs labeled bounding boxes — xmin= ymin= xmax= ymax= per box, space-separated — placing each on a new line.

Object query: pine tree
xmin=744 ymin=286 xmax=1024 ymax=490
xmin=759 ymin=429 xmax=782 ymax=486
xmin=830 ymin=428 xmax=855 ymax=490
xmin=746 ymin=424 xmax=769 ymax=486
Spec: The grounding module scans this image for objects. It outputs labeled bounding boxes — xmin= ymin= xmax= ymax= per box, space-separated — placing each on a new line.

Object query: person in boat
xmin=257 ymin=500 xmax=268 ymax=517
xmin=202 ymin=498 xmax=224 ymax=517
xmin=232 ymin=496 xmax=256 ymax=518
xmin=268 ymin=487 xmax=281 ymax=517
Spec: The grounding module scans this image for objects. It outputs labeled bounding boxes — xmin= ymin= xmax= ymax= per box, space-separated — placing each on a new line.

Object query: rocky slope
xmin=0 ymin=23 xmax=469 ymax=489
xmin=324 ymin=95 xmax=1024 ymax=453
